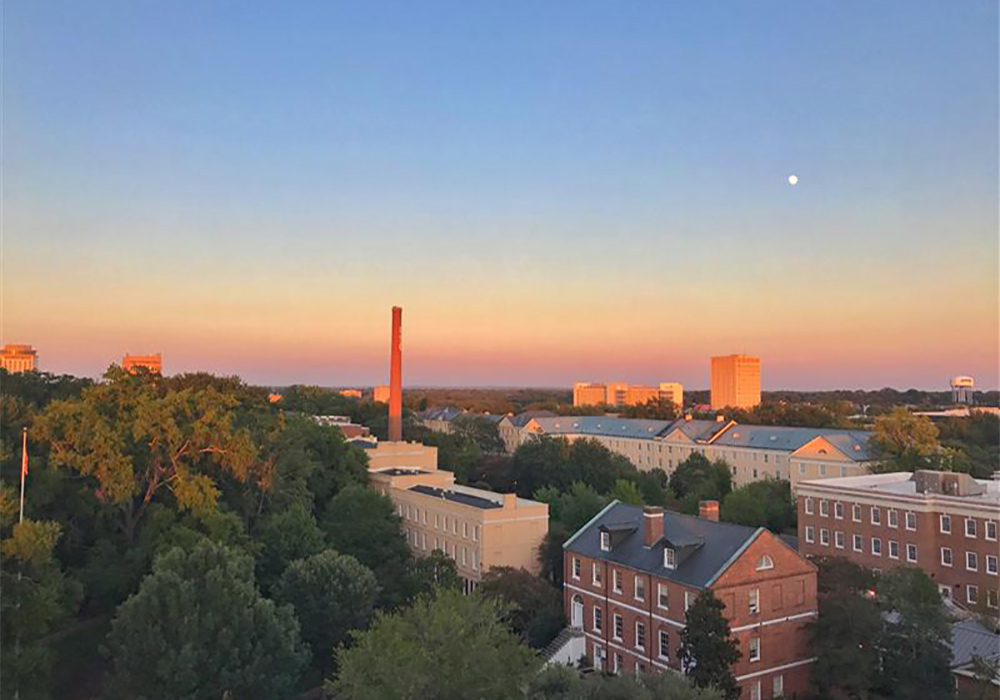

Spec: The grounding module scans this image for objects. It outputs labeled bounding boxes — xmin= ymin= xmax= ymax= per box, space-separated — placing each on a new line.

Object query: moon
xmin=787 ymin=174 xmax=799 ymax=186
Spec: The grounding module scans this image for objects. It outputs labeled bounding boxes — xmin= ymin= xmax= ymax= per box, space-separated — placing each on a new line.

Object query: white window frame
xmin=965 ymin=518 xmax=977 ymax=539
xmin=613 ymin=569 xmax=623 ymax=594
xmin=658 ymin=583 xmax=669 ymax=609
xmin=600 ymin=531 xmax=611 ymax=551
xmin=612 ymin=613 xmax=623 ymax=641
xmin=634 ymin=575 xmax=646 ymax=602
xmin=966 ymin=551 xmax=979 ymax=572
xmin=871 ymin=507 xmax=881 ymax=526
xmin=985 ymin=554 xmax=997 ymax=576
xmin=853 ymin=534 xmax=863 ymax=552
xmin=658 ymin=629 xmax=669 ymax=660
xmin=835 ymin=531 xmax=845 ymax=549
xmin=986 ymin=520 xmax=997 ymax=541
xmin=593 ymin=607 xmax=602 ymax=633
xmin=572 ymin=557 xmax=581 ymax=580
xmin=773 ymin=674 xmax=784 ymax=699
xmin=940 ymin=514 xmax=951 ymax=534
xmin=852 ymin=503 xmax=862 ymax=522
xmin=967 ymin=585 xmax=979 ymax=605
xmin=905 ymin=511 xmax=916 ymax=531
xmin=834 ymin=501 xmax=844 ymax=520
xmin=593 ymin=563 xmax=602 ymax=586
xmin=906 ymin=543 xmax=918 ymax=563
xmin=888 ymin=509 xmax=898 ymax=529
xmin=664 ymin=547 xmax=676 ymax=569
xmin=805 ymin=526 xmax=815 ymax=544
xmin=871 ymin=537 xmax=882 ymax=557
xmin=749 ymin=636 xmax=761 ymax=663
xmin=749 ymin=588 xmax=760 ymax=615
xmin=635 ymin=620 xmax=646 ymax=651
xmin=820 ymin=528 xmax=830 ymax=547
xmin=941 ymin=547 xmax=953 ymax=567
xmin=889 ymin=540 xmax=899 ymax=560
xmin=819 ymin=499 xmax=829 ymax=517
xmin=804 ymin=497 xmax=814 ymax=515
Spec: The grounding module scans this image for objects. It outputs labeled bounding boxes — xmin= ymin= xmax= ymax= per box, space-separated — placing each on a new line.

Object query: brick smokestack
xmin=699 ymin=500 xmax=720 ymax=522
xmin=643 ymin=506 xmax=664 ymax=546
xmin=388 ymin=306 xmax=403 ymax=442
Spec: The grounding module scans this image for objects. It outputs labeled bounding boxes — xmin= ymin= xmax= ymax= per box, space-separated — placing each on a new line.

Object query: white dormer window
xmin=756 ymin=555 xmax=774 ymax=571
xmin=664 ymin=547 xmax=676 ymax=569
xmin=600 ymin=531 xmax=611 ymax=552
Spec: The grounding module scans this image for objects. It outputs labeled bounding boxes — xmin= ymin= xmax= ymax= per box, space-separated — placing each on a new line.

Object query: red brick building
xmin=797 ymin=471 xmax=999 ymax=610
xmin=563 ymin=501 xmax=817 ymax=700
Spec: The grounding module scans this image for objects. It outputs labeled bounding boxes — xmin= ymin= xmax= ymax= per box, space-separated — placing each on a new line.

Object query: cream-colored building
xmin=0 ymin=345 xmax=38 ymax=373
xmin=364 ymin=440 xmax=548 ymax=593
xmin=710 ymin=355 xmax=761 ymax=409
xmin=572 ymin=381 xmax=684 ymax=408
xmin=372 ymin=385 xmax=391 ymax=403
xmin=123 ymin=353 xmax=162 ymax=374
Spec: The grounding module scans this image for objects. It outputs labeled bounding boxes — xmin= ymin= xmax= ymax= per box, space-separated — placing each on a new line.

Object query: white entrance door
xmin=571 ymin=596 xmax=584 ymax=627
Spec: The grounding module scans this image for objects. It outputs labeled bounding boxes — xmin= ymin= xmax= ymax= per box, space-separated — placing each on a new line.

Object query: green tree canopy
xmin=329 ymin=588 xmax=540 ymax=700
xmin=527 ymin=663 xmax=723 ymax=700
xmin=608 ymin=478 xmax=645 ymax=506
xmin=679 ymin=591 xmax=741 ymax=700
xmin=105 ymin=539 xmax=307 ymax=700
xmin=254 ymin=502 xmax=326 ymax=592
xmin=870 ymin=407 xmax=941 ymax=470
xmin=669 ymin=453 xmax=732 ymax=513
xmin=273 ymin=549 xmax=378 ymax=674
xmin=479 ymin=566 xmax=565 ymax=648
xmin=720 ymin=479 xmax=795 ymax=533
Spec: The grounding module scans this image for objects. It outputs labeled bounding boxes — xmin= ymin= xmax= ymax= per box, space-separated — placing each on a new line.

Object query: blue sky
xmin=4 ymin=1 xmax=998 ymax=389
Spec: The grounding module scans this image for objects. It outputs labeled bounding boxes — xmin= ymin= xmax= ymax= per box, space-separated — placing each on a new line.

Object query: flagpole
xmin=19 ymin=427 xmax=27 ymax=524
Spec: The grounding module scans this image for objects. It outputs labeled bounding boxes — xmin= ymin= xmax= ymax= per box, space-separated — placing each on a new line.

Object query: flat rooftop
xmin=407 ymin=483 xmax=544 ymax=511
xmin=800 ymin=472 xmax=1000 ymax=506
xmin=377 ymin=468 xmax=433 ymax=476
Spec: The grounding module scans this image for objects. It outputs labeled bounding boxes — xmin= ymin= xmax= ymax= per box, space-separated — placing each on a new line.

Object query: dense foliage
xmin=679 ymin=591 xmax=741 ymax=700
xmin=527 ymin=664 xmax=723 ymax=700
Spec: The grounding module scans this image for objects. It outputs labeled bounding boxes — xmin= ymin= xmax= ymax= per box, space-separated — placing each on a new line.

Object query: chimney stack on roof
xmin=643 ymin=506 xmax=664 ymax=546
xmin=699 ymin=500 xmax=720 ymax=522
xmin=388 ymin=306 xmax=403 ymax=442
xmin=503 ymin=493 xmax=517 ymax=509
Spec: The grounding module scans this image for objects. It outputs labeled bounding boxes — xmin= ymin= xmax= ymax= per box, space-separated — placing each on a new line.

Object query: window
xmin=966 ymin=518 xmax=977 ymax=538
xmin=613 ymin=613 xmax=623 ymax=641
xmin=461 ymin=547 xmax=467 ymax=566
xmin=658 ymin=630 xmax=669 ymax=659
xmin=658 ymin=584 xmax=669 ymax=609
xmin=905 ymin=511 xmax=916 ymax=531
xmin=799 ymin=464 xmax=806 ymax=475
xmin=819 ymin=499 xmax=829 ymax=517
xmin=749 ymin=682 xmax=761 ymax=700
xmin=986 ymin=555 xmax=998 ymax=575
xmin=906 ymin=544 xmax=918 ymax=563
xmin=749 ymin=636 xmax=761 ymax=662
xmin=819 ymin=465 xmax=827 ymax=477
xmin=852 ymin=503 xmax=862 ymax=522
xmin=756 ymin=555 xmax=774 ymax=571
xmin=889 ymin=540 xmax=899 ymax=559
xmin=600 ymin=531 xmax=611 ymax=551
xmin=988 ymin=589 xmax=999 ymax=609
xmin=635 ymin=576 xmax=646 ymax=602
xmin=773 ymin=675 xmax=784 ymax=698
xmin=613 ymin=652 xmax=623 ymax=674
xmin=421 ymin=533 xmax=427 ymax=550
xmin=888 ymin=510 xmax=898 ymax=528
xmin=820 ymin=528 xmax=830 ymax=547
xmin=664 ymin=547 xmax=676 ymax=569
xmin=684 ymin=592 xmax=693 ymax=612
xmin=871 ymin=537 xmax=882 ymax=556
xmin=473 ymin=551 xmax=479 ymax=571
xmin=871 ymin=507 xmax=881 ymax=526
xmin=967 ymin=585 xmax=979 ymax=605
xmin=805 ymin=497 xmax=814 ymax=515
xmin=940 ymin=514 xmax=951 ymax=534
xmin=421 ymin=510 xmax=427 ymax=524
xmin=613 ymin=569 xmax=623 ymax=594
xmin=463 ymin=522 xmax=468 ymax=538
xmin=593 ymin=564 xmax=603 ymax=585
xmin=635 ymin=621 xmax=646 ymax=651
xmin=941 ymin=547 xmax=953 ymax=567
xmin=967 ymin=552 xmax=979 ymax=572
xmin=593 ymin=607 xmax=602 ymax=633
xmin=835 ymin=531 xmax=845 ymax=549
xmin=572 ymin=557 xmax=581 ymax=580
xmin=987 ymin=521 xmax=997 ymax=541
xmin=853 ymin=534 xmax=863 ymax=552
xmin=805 ymin=526 xmax=815 ymax=544
xmin=749 ymin=588 xmax=760 ymax=615
xmin=835 ymin=501 xmax=844 ymax=519
xmin=473 ymin=525 xmax=480 ymax=542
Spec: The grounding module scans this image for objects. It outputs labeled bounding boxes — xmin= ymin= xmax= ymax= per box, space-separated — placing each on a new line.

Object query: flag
xmin=21 ymin=429 xmax=28 ymax=477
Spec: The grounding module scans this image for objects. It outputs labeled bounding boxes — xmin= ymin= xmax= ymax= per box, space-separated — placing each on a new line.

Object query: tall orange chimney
xmin=388 ymin=306 xmax=403 ymax=442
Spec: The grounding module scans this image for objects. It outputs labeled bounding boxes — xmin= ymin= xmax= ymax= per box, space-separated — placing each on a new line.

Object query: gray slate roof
xmin=508 ymin=410 xmax=556 ymax=428
xmin=950 ymin=618 xmax=1000 ymax=668
xmin=419 ymin=406 xmax=465 ymax=422
xmin=713 ymin=425 xmax=871 ymax=461
xmin=532 ymin=416 xmax=674 ymax=441
xmin=564 ymin=501 xmax=763 ymax=589
xmin=409 ymin=484 xmax=501 ymax=509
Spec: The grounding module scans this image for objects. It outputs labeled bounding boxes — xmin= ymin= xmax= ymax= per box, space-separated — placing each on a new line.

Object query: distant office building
xmin=951 ymin=376 xmax=975 ymax=405
xmin=122 ymin=353 xmax=162 ymax=374
xmin=573 ymin=382 xmax=684 ymax=409
xmin=268 ymin=393 xmax=283 ymax=404
xmin=0 ymin=345 xmax=38 ymax=373
xmin=339 ymin=389 xmax=363 ymax=399
xmin=797 ymin=471 xmax=999 ymax=611
xmin=313 ymin=415 xmax=371 ymax=440
xmin=373 ymin=385 xmax=391 ymax=403
xmin=710 ymin=355 xmax=761 ymax=410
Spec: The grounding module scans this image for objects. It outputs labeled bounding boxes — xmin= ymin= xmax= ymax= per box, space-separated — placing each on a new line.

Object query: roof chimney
xmin=715 ymin=414 xmax=725 ymax=423
xmin=684 ymin=413 xmax=692 ymax=421
xmin=699 ymin=500 xmax=720 ymax=522
xmin=643 ymin=506 xmax=664 ymax=546
xmin=388 ymin=306 xmax=403 ymax=442
xmin=503 ymin=493 xmax=517 ymax=509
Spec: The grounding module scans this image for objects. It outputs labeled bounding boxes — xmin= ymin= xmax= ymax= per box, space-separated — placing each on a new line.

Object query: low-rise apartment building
xmin=122 ymin=353 xmax=162 ymax=374
xmin=416 ymin=405 xmax=465 ymax=433
xmin=0 ymin=344 xmax=38 ymax=373
xmin=564 ymin=501 xmax=817 ymax=699
xmin=365 ymin=440 xmax=548 ymax=594
xmin=797 ymin=471 xmax=999 ymax=610
xmin=573 ymin=382 xmax=684 ymax=409
xmin=497 ymin=410 xmax=556 ymax=453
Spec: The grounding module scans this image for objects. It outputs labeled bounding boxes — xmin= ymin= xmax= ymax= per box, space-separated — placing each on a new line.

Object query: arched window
xmin=756 ymin=555 xmax=775 ymax=571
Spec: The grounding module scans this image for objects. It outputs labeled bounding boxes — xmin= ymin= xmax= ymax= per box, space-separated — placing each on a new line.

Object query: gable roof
xmin=950 ymin=618 xmax=1000 ymax=669
xmin=507 ymin=410 xmax=556 ymax=428
xmin=713 ymin=425 xmax=872 ymax=461
xmin=530 ymin=416 xmax=674 ymax=440
xmin=564 ymin=501 xmax=762 ymax=589
xmin=662 ymin=419 xmax=730 ymax=442
xmin=419 ymin=406 xmax=465 ymax=422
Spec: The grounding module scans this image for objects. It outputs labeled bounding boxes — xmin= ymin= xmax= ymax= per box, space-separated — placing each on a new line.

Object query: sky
xmin=4 ymin=1 xmax=998 ymax=390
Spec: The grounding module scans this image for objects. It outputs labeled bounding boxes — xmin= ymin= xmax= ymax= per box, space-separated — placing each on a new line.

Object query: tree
xmin=329 ymin=588 xmax=540 ymax=700
xmin=272 ymin=549 xmax=378 ymax=673
xmin=669 ymin=454 xmax=732 ymax=513
xmin=36 ymin=368 xmax=260 ymax=541
xmin=621 ymin=397 xmax=679 ymax=421
xmin=0 ymin=516 xmax=82 ymax=700
xmin=537 ymin=521 xmax=569 ymax=587
xmin=451 ymin=414 xmax=505 ymax=454
xmin=876 ymin=567 xmax=955 ymax=700
xmin=105 ymin=539 xmax=308 ymax=700
xmin=320 ymin=485 xmax=417 ymax=609
xmin=679 ymin=591 xmax=741 ymax=700
xmin=808 ymin=558 xmax=881 ymax=700
xmin=870 ymin=407 xmax=941 ymax=470
xmin=608 ymin=478 xmax=644 ymax=506
xmin=412 ymin=549 xmax=463 ymax=594
xmin=254 ymin=502 xmax=326 ymax=592
xmin=720 ymin=479 xmax=795 ymax=533
xmin=527 ymin=663 xmax=723 ymax=699
xmin=479 ymin=566 xmax=565 ymax=648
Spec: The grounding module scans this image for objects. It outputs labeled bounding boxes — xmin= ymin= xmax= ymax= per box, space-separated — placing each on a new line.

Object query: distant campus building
xmin=711 ymin=355 xmax=761 ymax=410
xmin=797 ymin=471 xmax=999 ymax=611
xmin=573 ymin=382 xmax=684 ymax=409
xmin=0 ymin=344 xmax=38 ymax=373
xmin=122 ymin=353 xmax=162 ymax=374
xmin=559 ymin=500 xmax=818 ymax=699
xmin=372 ymin=385 xmax=391 ymax=403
